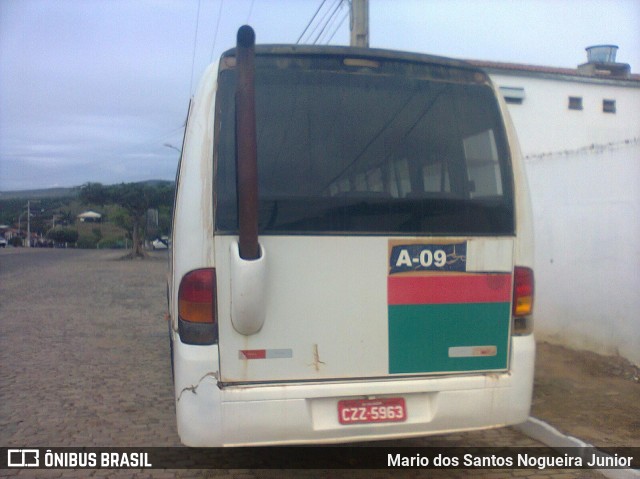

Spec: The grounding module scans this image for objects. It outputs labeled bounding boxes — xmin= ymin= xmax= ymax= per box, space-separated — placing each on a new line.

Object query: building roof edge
xmin=467 ymin=59 xmax=640 ymax=85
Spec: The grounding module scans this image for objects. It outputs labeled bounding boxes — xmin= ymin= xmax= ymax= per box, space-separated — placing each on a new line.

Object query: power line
xmin=297 ymin=0 xmax=327 ymax=44
xmin=312 ymin=0 xmax=343 ymax=44
xmin=305 ymin=0 xmax=340 ymax=44
xmin=316 ymin=3 xmax=341 ymax=44
xmin=246 ymin=0 xmax=255 ymax=24
xmin=325 ymin=8 xmax=349 ymax=44
xmin=189 ymin=0 xmax=202 ymax=96
xmin=317 ymin=0 xmax=347 ymax=44
xmin=209 ymin=0 xmax=224 ymax=62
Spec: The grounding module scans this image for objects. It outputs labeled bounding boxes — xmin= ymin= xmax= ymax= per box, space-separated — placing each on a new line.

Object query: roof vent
xmin=578 ymin=44 xmax=630 ymax=79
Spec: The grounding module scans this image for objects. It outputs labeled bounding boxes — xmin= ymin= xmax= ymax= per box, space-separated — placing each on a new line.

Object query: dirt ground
xmin=532 ymin=341 xmax=639 ymax=447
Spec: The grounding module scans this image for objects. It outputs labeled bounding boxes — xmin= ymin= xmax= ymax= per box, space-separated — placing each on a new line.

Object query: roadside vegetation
xmin=79 ymin=182 xmax=173 ymax=258
xmin=0 ymin=181 xmax=173 ymax=255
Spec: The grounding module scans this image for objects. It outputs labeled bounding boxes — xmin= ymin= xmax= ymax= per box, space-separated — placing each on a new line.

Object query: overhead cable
xmin=209 ymin=0 xmax=225 ymax=62
xmin=246 ymin=0 xmax=255 ymax=23
xmin=189 ymin=0 xmax=202 ymax=95
xmin=325 ymin=8 xmax=349 ymax=44
xmin=313 ymin=0 xmax=343 ymax=44
xmin=296 ymin=0 xmax=327 ymax=44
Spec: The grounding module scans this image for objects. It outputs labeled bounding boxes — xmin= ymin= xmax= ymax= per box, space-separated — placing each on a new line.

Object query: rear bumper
xmin=173 ymin=335 xmax=535 ymax=446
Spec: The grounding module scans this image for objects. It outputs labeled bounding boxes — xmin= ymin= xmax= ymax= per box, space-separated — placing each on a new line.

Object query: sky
xmin=1 ymin=0 xmax=638 ymax=192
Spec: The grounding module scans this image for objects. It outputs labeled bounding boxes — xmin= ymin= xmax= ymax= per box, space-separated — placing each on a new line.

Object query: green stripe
xmin=388 ymin=303 xmax=511 ymax=374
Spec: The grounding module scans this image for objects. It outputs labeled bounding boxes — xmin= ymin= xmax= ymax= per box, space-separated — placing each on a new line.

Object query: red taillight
xmin=513 ymin=266 xmax=534 ymax=317
xmin=178 ymin=269 xmax=216 ymax=324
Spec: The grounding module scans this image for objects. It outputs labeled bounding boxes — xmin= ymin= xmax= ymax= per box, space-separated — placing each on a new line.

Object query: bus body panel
xmin=215 ymin=235 xmax=515 ymax=383
xmin=498 ymin=91 xmax=535 ymax=270
xmin=169 ymin=63 xmax=218 ymax=319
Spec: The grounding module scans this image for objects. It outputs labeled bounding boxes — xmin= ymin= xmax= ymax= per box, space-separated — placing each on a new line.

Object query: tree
xmin=92 ymin=227 xmax=103 ymax=244
xmin=79 ymin=182 xmax=173 ymax=258
xmin=47 ymin=227 xmax=79 ymax=245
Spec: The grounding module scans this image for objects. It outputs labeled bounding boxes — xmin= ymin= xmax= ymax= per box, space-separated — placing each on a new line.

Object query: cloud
xmin=1 ymin=0 xmax=638 ymax=191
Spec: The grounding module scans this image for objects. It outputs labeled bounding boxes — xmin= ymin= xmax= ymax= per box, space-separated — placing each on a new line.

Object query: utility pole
xmin=350 ymin=0 xmax=369 ymax=48
xmin=26 ymin=201 xmax=31 ymax=248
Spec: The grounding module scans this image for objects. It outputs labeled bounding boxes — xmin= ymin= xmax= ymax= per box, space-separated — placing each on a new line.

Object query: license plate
xmin=338 ymin=397 xmax=407 ymax=425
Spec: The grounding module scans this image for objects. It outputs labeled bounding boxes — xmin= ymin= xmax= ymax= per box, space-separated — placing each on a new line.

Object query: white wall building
xmin=473 ymin=46 xmax=640 ymax=365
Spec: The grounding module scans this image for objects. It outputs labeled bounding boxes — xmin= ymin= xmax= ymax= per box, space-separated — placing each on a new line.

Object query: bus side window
xmin=338 ymin=178 xmax=351 ymax=193
xmin=463 ymin=129 xmax=502 ymax=198
xmin=386 ymin=162 xmax=399 ymax=198
xmin=422 ymin=160 xmax=450 ymax=193
xmin=390 ymin=158 xmax=411 ymax=198
xmin=366 ymin=168 xmax=384 ymax=193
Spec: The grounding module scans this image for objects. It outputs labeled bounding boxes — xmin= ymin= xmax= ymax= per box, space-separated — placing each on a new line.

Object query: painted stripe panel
xmin=238 ymin=349 xmax=293 ymax=360
xmin=239 ymin=350 xmax=266 ymax=359
xmin=388 ymin=273 xmax=512 ymax=305
xmin=388 ymin=302 xmax=511 ymax=374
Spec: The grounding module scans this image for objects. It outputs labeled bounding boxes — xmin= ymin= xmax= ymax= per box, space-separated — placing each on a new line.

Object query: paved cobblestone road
xmin=0 ymin=249 xmax=604 ymax=478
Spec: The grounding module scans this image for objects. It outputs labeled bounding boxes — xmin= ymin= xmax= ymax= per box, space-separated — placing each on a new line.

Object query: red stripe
xmin=240 ymin=349 xmax=266 ymax=359
xmin=388 ymin=274 xmax=512 ymax=305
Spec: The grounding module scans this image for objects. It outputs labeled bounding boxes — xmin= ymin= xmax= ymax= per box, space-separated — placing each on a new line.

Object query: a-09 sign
xmin=389 ymin=242 xmax=467 ymax=274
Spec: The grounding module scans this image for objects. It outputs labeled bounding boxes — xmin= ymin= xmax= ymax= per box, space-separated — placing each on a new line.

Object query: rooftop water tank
xmin=585 ymin=45 xmax=619 ymax=64
xmin=578 ymin=44 xmax=630 ymax=78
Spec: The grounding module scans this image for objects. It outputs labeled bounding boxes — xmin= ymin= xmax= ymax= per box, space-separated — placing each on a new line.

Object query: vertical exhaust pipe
xmin=235 ymin=25 xmax=260 ymax=260
xmin=230 ymin=25 xmax=266 ymax=335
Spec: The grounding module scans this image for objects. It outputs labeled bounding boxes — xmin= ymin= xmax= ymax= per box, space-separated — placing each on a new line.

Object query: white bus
xmin=168 ymin=26 xmax=535 ymax=447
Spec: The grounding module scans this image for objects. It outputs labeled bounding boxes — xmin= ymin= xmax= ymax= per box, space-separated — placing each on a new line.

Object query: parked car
xmin=151 ymin=238 xmax=168 ymax=250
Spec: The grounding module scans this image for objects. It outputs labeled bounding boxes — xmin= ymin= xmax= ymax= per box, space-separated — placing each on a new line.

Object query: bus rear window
xmin=215 ymin=55 xmax=514 ymax=235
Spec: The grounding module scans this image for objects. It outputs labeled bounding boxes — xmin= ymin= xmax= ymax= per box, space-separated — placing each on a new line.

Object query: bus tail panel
xmin=215 ymin=236 xmax=514 ymax=384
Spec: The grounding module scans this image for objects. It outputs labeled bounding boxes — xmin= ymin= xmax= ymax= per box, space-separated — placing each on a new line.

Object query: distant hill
xmin=0 ymin=180 xmax=173 ymax=200
xmin=136 ymin=180 xmax=174 ymax=188
xmin=0 ymin=187 xmax=80 ymax=200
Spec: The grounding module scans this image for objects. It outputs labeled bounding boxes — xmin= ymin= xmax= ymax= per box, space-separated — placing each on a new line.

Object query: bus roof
xmin=221 ymin=44 xmax=485 ymax=75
